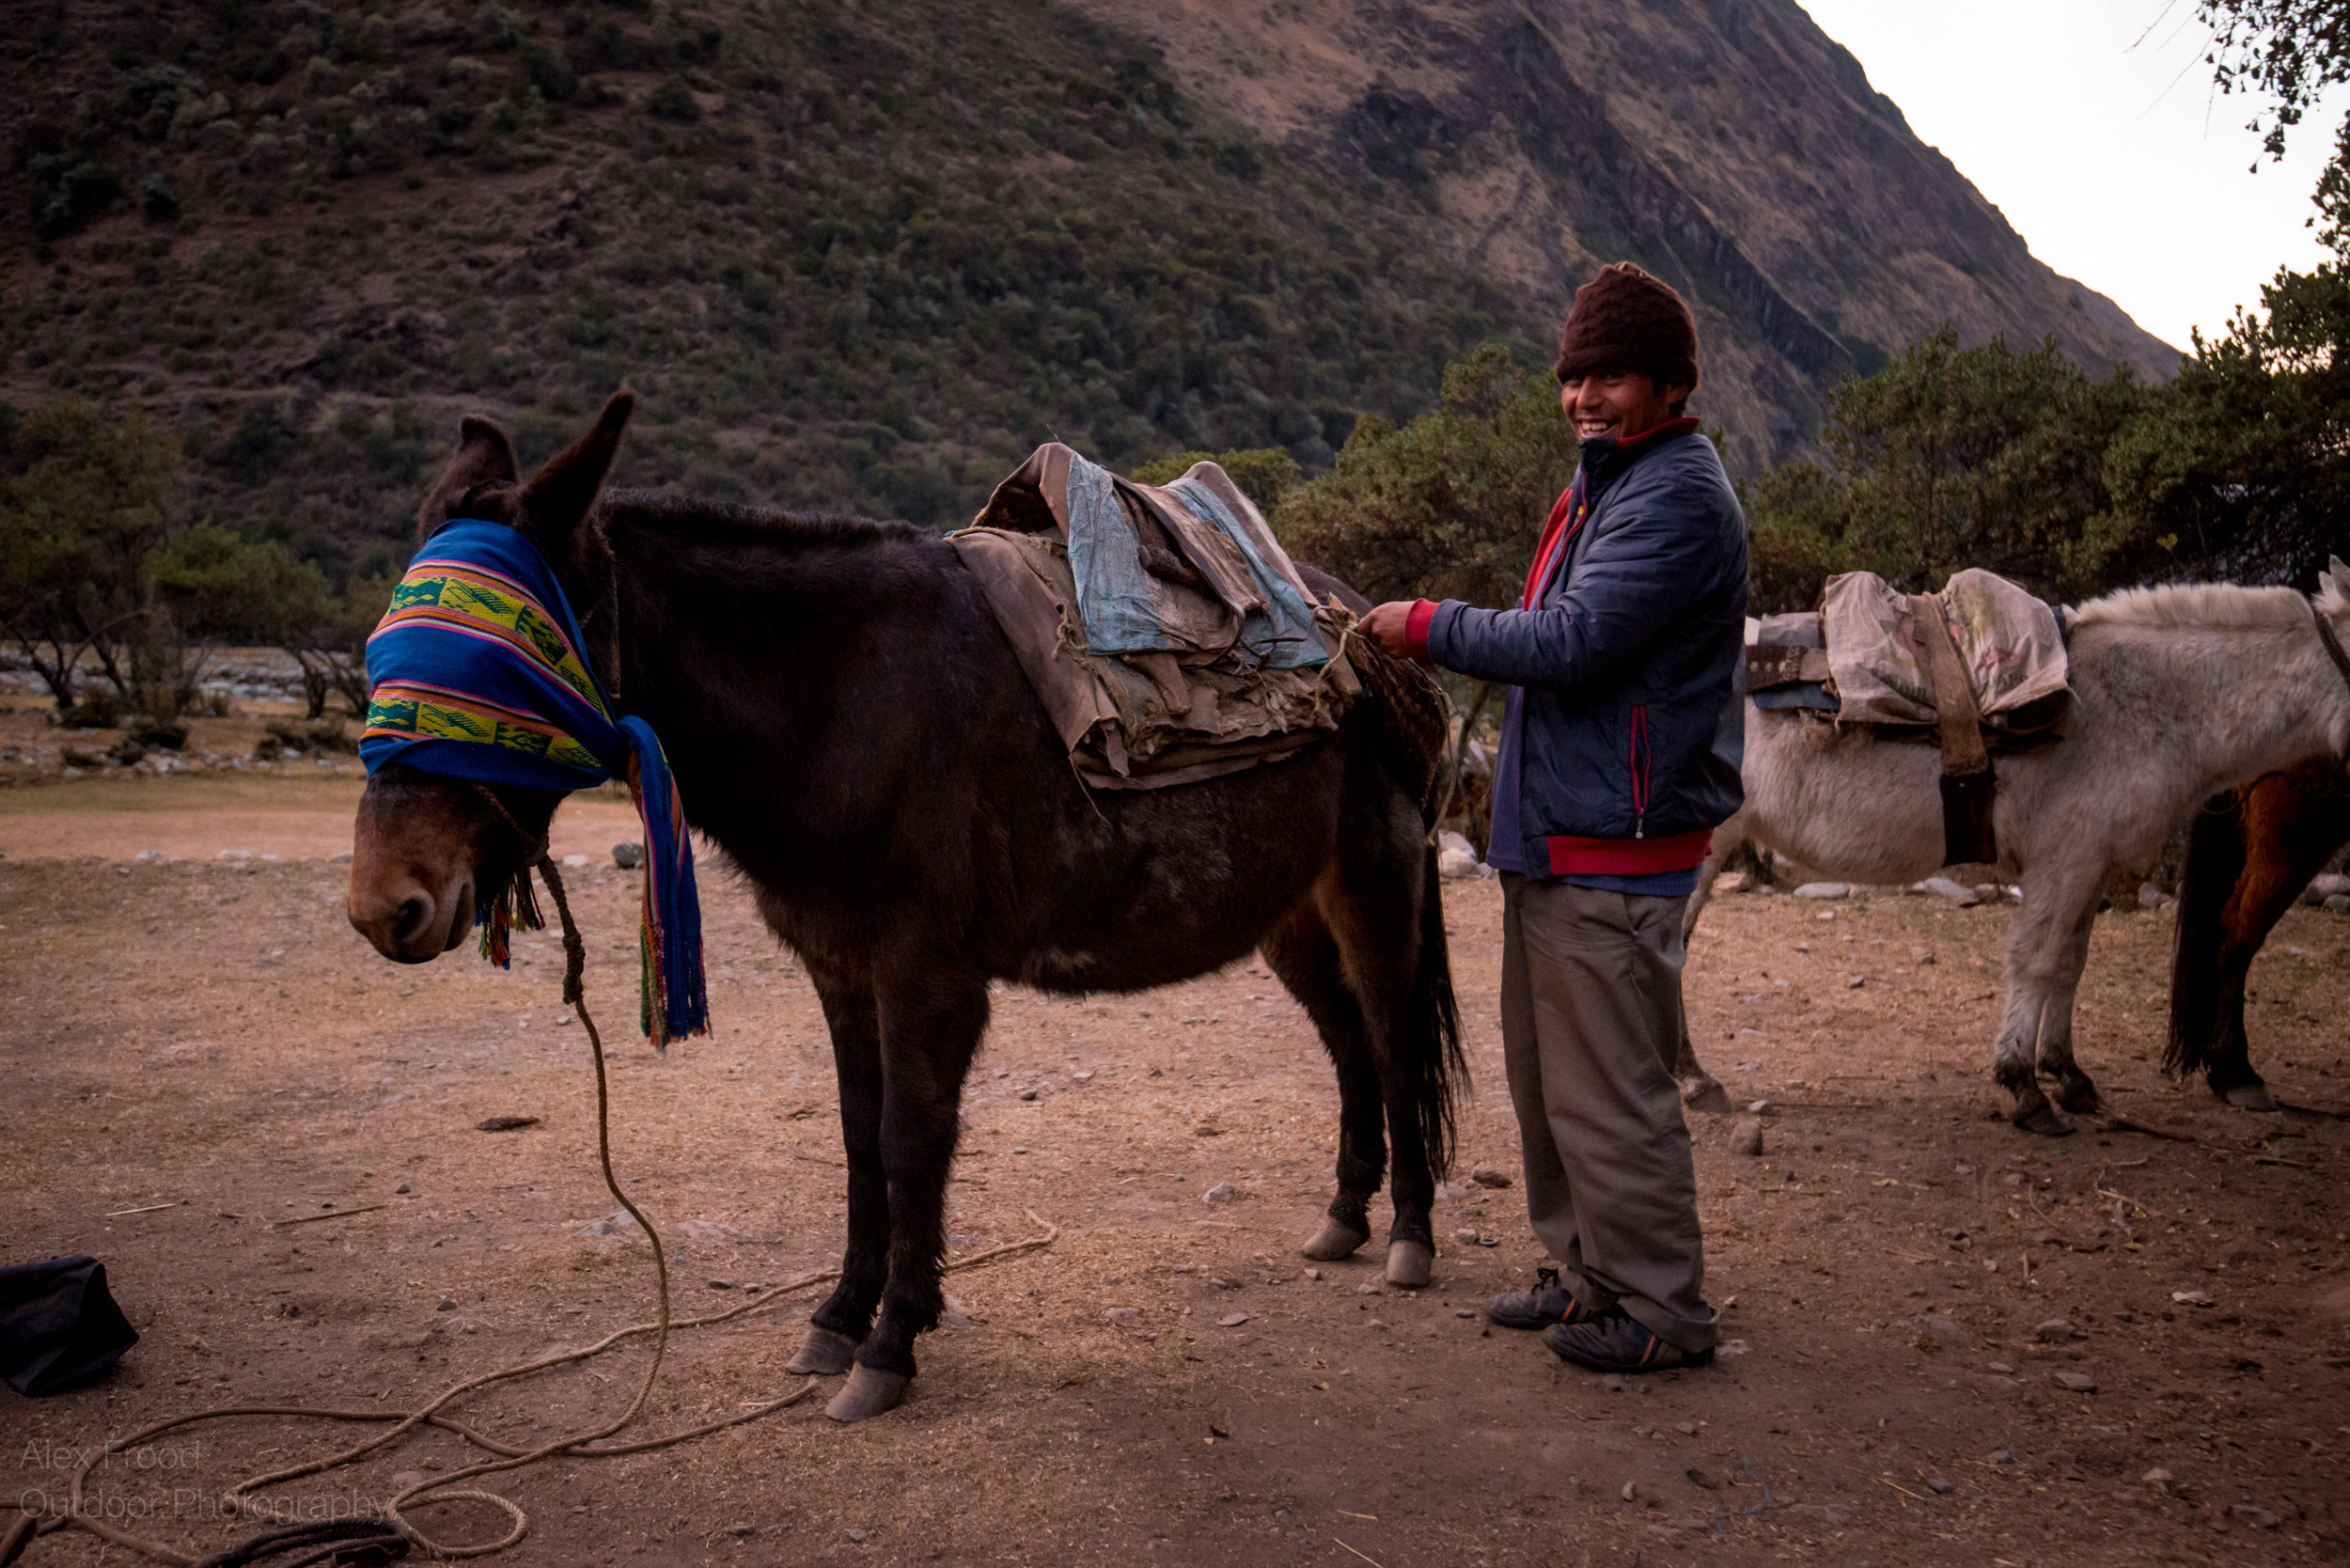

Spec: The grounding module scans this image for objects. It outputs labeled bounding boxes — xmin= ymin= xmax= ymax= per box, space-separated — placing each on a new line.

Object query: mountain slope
xmin=1064 ymin=0 xmax=2182 ymax=473
xmin=1 ymin=0 xmax=2177 ymax=572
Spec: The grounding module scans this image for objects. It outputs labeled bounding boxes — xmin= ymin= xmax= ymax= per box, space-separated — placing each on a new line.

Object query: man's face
xmin=1558 ymin=371 xmax=1689 ymax=441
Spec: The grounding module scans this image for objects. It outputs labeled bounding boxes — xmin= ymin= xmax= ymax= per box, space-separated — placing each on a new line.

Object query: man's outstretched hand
xmin=1360 ymin=601 xmax=1428 ymax=665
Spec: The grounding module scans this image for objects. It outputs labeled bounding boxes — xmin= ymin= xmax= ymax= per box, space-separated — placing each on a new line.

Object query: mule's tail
xmin=2167 ymin=793 xmax=2246 ymax=1078
xmin=1409 ymin=839 xmax=1469 ymax=1180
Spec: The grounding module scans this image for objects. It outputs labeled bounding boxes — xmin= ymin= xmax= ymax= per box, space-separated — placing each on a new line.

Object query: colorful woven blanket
xmin=359 ymin=520 xmax=707 ymax=1045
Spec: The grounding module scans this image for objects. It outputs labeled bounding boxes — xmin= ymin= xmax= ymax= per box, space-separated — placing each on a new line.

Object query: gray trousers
xmin=1499 ymin=873 xmax=1718 ymax=1352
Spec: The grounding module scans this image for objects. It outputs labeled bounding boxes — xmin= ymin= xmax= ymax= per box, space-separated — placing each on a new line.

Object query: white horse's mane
xmin=2069 ymin=581 xmax=2316 ymax=632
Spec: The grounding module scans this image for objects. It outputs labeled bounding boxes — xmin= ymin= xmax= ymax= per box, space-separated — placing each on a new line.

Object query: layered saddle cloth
xmin=950 ymin=443 xmax=1363 ymax=790
xmin=1747 ymin=568 xmax=2072 ymax=864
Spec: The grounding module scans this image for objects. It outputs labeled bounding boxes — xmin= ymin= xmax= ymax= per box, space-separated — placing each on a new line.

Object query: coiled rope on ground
xmin=14 ymin=845 xmax=1058 ymax=1567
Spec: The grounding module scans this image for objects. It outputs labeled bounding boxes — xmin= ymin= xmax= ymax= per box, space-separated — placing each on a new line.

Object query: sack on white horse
xmin=1817 ymin=569 xmax=2071 ymax=731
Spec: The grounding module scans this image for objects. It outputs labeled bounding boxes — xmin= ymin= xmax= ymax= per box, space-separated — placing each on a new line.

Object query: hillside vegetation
xmin=3 ymin=0 xmax=1523 ymax=577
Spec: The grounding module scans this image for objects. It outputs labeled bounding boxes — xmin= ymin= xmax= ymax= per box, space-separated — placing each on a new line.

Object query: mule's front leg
xmin=792 ymin=977 xmax=885 ymax=1376
xmin=1994 ymin=869 xmax=2102 ymax=1135
xmin=826 ymin=971 xmax=988 ymax=1422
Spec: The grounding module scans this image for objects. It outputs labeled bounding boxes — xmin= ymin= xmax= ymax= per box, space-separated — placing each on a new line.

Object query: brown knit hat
xmin=1553 ymin=261 xmax=1700 ymax=395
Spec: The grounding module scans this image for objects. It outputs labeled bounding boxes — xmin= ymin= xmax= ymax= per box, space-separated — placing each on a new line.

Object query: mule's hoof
xmin=2012 ymin=1104 xmax=2074 ymax=1137
xmin=823 ymin=1365 xmax=909 ymax=1423
xmin=2054 ymin=1082 xmax=2107 ymax=1116
xmin=1302 ymin=1221 xmax=1371 ymax=1262
xmin=1681 ymin=1077 xmax=1734 ymax=1116
xmin=2220 ymin=1083 xmax=2280 ymax=1112
xmin=786 ymin=1325 xmax=860 ymax=1376
xmin=1385 ymin=1239 xmax=1434 ymax=1289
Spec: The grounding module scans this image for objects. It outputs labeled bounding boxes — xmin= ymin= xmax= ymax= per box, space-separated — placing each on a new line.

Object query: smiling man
xmin=1361 ymin=261 xmax=1747 ymax=1374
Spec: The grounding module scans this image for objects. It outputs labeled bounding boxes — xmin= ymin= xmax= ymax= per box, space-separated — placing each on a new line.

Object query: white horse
xmin=1676 ymin=563 xmax=2350 ymax=1135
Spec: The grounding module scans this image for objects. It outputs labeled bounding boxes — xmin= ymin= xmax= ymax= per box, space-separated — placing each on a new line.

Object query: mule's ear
xmin=415 ymin=416 xmax=521 ymax=541
xmin=518 ymin=391 xmax=634 ymax=551
xmin=2329 ymin=554 xmax=2349 ymax=590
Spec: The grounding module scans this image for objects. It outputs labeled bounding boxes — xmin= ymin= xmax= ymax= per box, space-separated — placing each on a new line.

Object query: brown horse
xmin=2169 ymin=756 xmax=2350 ymax=1108
xmin=346 ymin=395 xmax=1465 ymax=1420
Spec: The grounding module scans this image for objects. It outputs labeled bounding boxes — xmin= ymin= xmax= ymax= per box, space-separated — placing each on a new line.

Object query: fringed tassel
xmin=475 ymin=861 xmax=546 ymax=969
xmin=619 ymin=720 xmax=708 ymax=1045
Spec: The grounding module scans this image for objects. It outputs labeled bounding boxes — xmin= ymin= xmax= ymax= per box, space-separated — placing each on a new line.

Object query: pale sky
xmin=1798 ymin=0 xmax=2347 ymax=353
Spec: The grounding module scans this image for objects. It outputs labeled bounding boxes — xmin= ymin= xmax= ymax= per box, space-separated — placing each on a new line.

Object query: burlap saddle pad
xmin=1747 ymin=568 xmax=2070 ymax=735
xmin=951 ymin=444 xmax=1361 ymax=790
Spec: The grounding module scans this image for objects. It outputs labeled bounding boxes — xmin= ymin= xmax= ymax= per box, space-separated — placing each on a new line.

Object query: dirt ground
xmin=4 ymin=778 xmax=2347 ymax=1568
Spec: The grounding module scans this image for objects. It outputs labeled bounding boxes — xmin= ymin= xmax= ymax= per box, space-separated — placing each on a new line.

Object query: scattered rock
xmin=708 ymin=1278 xmax=733 ymax=1291
xmin=1746 ymin=1099 xmax=1771 ymax=1115
xmin=1714 ymin=870 xmax=1751 ymax=893
xmin=1203 ymin=1182 xmax=1237 ymax=1204
xmin=2326 ymin=894 xmax=2350 ymax=916
xmin=2307 ymin=871 xmax=2350 ymax=903
xmin=1621 ymin=1482 xmax=1637 ymax=1501
xmin=1793 ymin=882 xmax=1849 ymax=899
xmin=1842 ymin=974 xmax=1865 ymax=989
xmin=1437 ymin=847 xmax=1483 ymax=880
xmin=1455 ymin=1309 xmax=1476 ymax=1319
xmin=2140 ymin=1467 xmax=2173 ymax=1487
xmin=2034 ymin=1318 xmax=2078 ymax=1342
xmin=1016 ymin=1086 xmax=1041 ymax=1101
xmin=847 ymin=1528 xmax=869 ymax=1544
xmin=1469 ymin=1164 xmax=1512 ymax=1188
xmin=1604 ymin=1374 xmax=1626 ymax=1392
xmin=395 ymin=1184 xmax=411 ymax=1195
xmin=561 ymin=853 xmax=589 ymax=869
xmin=612 ymin=842 xmax=645 ymax=870
xmin=1455 ymin=1227 xmax=1480 ymax=1244
xmin=727 ymin=1524 xmax=755 ymax=1537
xmin=2138 ymin=882 xmax=2174 ymax=911
xmin=1990 ymin=1450 xmax=2018 ymax=1465
xmin=2054 ymin=1372 xmax=2097 ymax=1392
xmin=437 ymin=1298 xmax=458 ymax=1311
xmin=1674 ymin=1419 xmax=1698 ymax=1435
xmin=1367 ymin=1318 xmax=1387 ymax=1329
xmin=1985 ymin=1361 xmax=2015 ymax=1374
xmin=1355 ymin=1283 xmax=1383 ymax=1296
xmin=1730 ymin=1118 xmax=1764 ymax=1157
xmin=1917 ymin=875 xmax=1981 ymax=905
xmin=1926 ymin=1476 xmax=1953 ymax=1496
xmin=2172 ymin=1290 xmax=2215 ymax=1309
xmin=1216 ymin=1312 xmax=1249 ymax=1328
xmin=1684 ymin=1466 xmax=1716 ymax=1487
xmin=476 ymin=1116 xmax=540 ymax=1133
xmin=2231 ymin=1504 xmax=2280 ymax=1529
xmin=1303 ymin=1268 xmax=1320 ymax=1281
xmin=1106 ymin=1307 xmax=1141 ymax=1325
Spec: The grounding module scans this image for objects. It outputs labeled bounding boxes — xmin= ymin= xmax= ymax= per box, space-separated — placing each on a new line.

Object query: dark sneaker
xmin=1542 ymin=1310 xmax=1714 ymax=1372
xmin=1485 ymin=1265 xmax=1601 ymax=1331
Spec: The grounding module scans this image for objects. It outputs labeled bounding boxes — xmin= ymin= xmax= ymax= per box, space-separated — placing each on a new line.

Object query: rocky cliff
xmin=1065 ymin=0 xmax=2180 ymax=472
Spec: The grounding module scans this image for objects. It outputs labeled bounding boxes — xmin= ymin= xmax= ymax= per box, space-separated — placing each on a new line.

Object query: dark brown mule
xmin=347 ymin=395 xmax=1465 ymax=1420
xmin=2170 ymin=756 xmax=2350 ymax=1108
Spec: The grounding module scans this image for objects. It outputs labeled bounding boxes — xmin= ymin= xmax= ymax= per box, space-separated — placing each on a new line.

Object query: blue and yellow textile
xmin=360 ymin=520 xmax=708 ymax=1044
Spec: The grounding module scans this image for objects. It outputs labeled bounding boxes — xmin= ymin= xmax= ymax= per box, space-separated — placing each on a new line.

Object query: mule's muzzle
xmin=350 ymin=871 xmax=476 ymax=963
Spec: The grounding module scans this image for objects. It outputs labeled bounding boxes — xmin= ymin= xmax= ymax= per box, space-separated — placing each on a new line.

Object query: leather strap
xmin=1910 ymin=593 xmax=1998 ymax=865
xmin=2313 ymin=597 xmax=2350 ymax=694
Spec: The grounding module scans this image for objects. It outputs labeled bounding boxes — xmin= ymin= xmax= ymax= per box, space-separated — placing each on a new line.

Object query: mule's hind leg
xmin=796 ymin=974 xmax=886 ymax=1375
xmin=1262 ymin=909 xmax=1381 ymax=1262
xmin=827 ymin=967 xmax=990 ymax=1422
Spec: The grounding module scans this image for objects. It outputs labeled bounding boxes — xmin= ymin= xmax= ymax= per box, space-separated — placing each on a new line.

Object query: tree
xmin=1128 ymin=447 xmax=1305 ymax=519
xmin=0 ymin=396 xmax=181 ymax=710
xmin=2099 ymin=262 xmax=2350 ymax=587
xmin=1742 ymin=327 xmax=2148 ymax=607
xmin=1277 ymin=341 xmax=1578 ymax=606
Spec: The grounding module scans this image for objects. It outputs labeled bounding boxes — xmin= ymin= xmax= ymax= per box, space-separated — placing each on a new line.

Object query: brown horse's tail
xmin=2167 ymin=792 xmax=2248 ymax=1078
xmin=1410 ymin=838 xmax=1468 ymax=1180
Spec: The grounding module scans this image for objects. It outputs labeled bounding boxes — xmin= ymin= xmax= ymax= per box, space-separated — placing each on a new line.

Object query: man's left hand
xmin=1360 ymin=601 xmax=1428 ymax=665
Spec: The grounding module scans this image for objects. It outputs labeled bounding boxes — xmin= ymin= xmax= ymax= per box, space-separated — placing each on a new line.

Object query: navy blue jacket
xmin=1420 ymin=422 xmax=1747 ymax=876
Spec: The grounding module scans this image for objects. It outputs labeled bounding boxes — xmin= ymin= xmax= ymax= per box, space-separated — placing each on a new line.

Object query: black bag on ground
xmin=0 ymin=1255 xmax=138 ymax=1396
